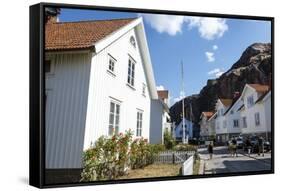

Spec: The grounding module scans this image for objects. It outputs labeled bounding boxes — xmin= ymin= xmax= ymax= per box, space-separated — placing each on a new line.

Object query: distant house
xmin=150 ymin=90 xmax=171 ymax=144
xmin=239 ymin=84 xmax=271 ymax=140
xmin=199 ymin=112 xmax=214 ymax=141
xmin=207 ymin=112 xmax=217 ymax=139
xmin=215 ymin=99 xmax=232 ymax=143
xmin=174 ymin=118 xmax=193 ymax=142
xmin=223 ymin=92 xmax=243 ymax=139
xmin=45 ymin=15 xmax=163 ymax=169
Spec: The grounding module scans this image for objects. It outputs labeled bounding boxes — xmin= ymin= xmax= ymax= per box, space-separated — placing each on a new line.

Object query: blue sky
xmin=59 ymin=8 xmax=271 ymax=106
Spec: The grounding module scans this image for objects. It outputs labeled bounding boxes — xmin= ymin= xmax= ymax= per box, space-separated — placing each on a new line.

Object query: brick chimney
xmin=45 ymin=8 xmax=60 ymax=24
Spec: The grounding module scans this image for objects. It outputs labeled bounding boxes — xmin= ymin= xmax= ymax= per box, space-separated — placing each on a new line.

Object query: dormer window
xmin=130 ymin=36 xmax=136 ymax=48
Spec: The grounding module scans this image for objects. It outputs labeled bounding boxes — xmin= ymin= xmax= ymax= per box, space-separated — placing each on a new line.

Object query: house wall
xmin=150 ymin=100 xmax=164 ymax=144
xmin=45 ymin=53 xmax=91 ymax=169
xmin=200 ymin=116 xmax=209 ymax=140
xmin=84 ymin=28 xmax=152 ymax=150
xmin=241 ymin=87 xmax=268 ymax=135
xmin=215 ymin=102 xmax=228 ymax=142
xmin=225 ymin=100 xmax=243 ymax=135
xmin=174 ymin=119 xmax=193 ymax=141
xmin=264 ymin=92 xmax=271 ymax=134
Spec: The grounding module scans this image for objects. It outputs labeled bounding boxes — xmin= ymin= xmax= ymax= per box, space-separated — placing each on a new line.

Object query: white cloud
xmin=140 ymin=15 xmax=228 ymax=39
xmin=208 ymin=68 xmax=224 ymax=78
xmin=205 ymin=51 xmax=215 ymax=62
xmin=141 ymin=14 xmax=185 ymax=36
xmin=213 ymin=45 xmax=218 ymax=50
xmin=156 ymin=85 xmax=165 ymax=90
xmin=185 ymin=17 xmax=228 ymax=40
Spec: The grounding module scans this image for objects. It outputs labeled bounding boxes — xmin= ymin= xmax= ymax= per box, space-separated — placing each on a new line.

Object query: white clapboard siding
xmin=45 ymin=53 xmax=91 ymax=169
xmin=83 ymin=28 xmax=151 ymax=150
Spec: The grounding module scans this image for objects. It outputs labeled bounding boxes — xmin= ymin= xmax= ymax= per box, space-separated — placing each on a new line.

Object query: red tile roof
xmin=45 ymin=18 xmax=136 ymax=51
xmin=248 ymin=84 xmax=269 ymax=93
xmin=157 ymin=90 xmax=169 ymax=100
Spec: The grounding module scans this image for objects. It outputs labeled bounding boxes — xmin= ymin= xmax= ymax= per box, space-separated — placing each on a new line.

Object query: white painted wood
xmin=174 ymin=118 xmax=193 ymax=141
xmin=83 ymin=28 xmax=152 ymax=150
xmin=45 ymin=53 xmax=91 ymax=169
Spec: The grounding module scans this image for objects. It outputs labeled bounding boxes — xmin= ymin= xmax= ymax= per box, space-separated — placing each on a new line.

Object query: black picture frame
xmin=30 ymin=2 xmax=274 ymax=188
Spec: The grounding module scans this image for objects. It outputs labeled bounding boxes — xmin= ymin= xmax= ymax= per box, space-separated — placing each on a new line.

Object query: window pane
xmin=109 ymin=113 xmax=114 ymax=125
xmin=131 ymin=78 xmax=134 ymax=86
xmin=45 ymin=60 xmax=51 ymax=73
xmin=115 ymin=115 xmax=119 ymax=126
xmin=110 ymin=102 xmax=115 ymax=112
xmin=116 ymin=105 xmax=120 ymax=114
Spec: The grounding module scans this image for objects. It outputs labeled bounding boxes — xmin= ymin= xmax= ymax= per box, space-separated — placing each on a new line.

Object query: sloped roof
xmin=248 ymin=84 xmax=269 ymax=93
xmin=256 ymin=90 xmax=271 ymax=104
xmin=219 ymin=99 xmax=233 ymax=107
xmin=45 ymin=18 xmax=136 ymax=51
xmin=202 ymin=111 xmax=214 ymax=119
xmin=157 ymin=90 xmax=169 ymax=99
xmin=237 ymin=104 xmax=245 ymax=111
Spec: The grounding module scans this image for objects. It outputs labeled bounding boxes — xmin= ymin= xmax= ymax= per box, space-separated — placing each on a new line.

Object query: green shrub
xmin=80 ymin=131 xmax=164 ymax=181
xmin=174 ymin=144 xmax=197 ymax=152
xmin=164 ymin=130 xmax=175 ymax=150
xmin=80 ymin=130 xmax=132 ymax=181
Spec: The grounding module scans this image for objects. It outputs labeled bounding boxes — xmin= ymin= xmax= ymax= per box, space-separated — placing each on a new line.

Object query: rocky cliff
xmin=169 ymin=43 xmax=272 ymax=126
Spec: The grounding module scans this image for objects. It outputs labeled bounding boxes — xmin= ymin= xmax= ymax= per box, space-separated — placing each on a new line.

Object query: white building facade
xmin=45 ymin=18 xmax=162 ymax=169
xmin=239 ymin=84 xmax=271 ymax=140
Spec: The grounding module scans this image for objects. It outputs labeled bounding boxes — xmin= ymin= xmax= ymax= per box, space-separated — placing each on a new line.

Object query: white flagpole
xmin=181 ymin=61 xmax=185 ymax=144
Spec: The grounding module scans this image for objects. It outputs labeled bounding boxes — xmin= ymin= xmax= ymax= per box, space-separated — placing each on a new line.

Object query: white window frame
xmin=127 ymin=56 xmax=136 ymax=88
xmin=136 ymin=110 xmax=143 ymax=137
xmin=108 ymin=100 xmax=121 ymax=136
xmin=247 ymin=95 xmax=254 ymax=108
xmin=107 ymin=54 xmax=116 ymax=75
xmin=242 ymin=117 xmax=247 ymax=128
xmin=233 ymin=119 xmax=239 ymax=128
xmin=130 ymin=36 xmax=136 ymax=48
xmin=45 ymin=59 xmax=54 ymax=76
xmin=255 ymin=112 xmax=260 ymax=126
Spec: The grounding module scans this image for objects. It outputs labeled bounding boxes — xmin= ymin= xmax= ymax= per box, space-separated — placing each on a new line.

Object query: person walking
xmin=208 ymin=142 xmax=214 ymax=160
xmin=245 ymin=137 xmax=252 ymax=156
xmin=258 ymin=136 xmax=264 ymax=157
xmin=231 ymin=137 xmax=238 ymax=157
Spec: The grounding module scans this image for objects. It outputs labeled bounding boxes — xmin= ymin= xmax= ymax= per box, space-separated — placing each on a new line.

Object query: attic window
xmin=45 ymin=60 xmax=51 ymax=73
xmin=130 ymin=36 xmax=136 ymax=48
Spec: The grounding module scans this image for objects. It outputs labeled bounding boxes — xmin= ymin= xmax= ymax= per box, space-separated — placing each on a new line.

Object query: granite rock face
xmin=169 ymin=43 xmax=272 ymax=128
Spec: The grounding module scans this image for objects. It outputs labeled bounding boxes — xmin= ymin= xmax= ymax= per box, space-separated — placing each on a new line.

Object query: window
xmin=142 ymin=83 xmax=146 ymax=96
xmin=45 ymin=60 xmax=51 ymax=73
xmin=136 ymin=111 xmax=143 ymax=136
xmin=127 ymin=57 xmax=136 ymax=87
xmin=108 ymin=54 xmax=116 ymax=73
xmin=223 ymin=120 xmax=227 ymax=128
xmin=242 ymin=117 xmax=247 ymax=128
xmin=255 ymin=112 xmax=260 ymax=126
xmin=108 ymin=101 xmax=120 ymax=136
xmin=130 ymin=36 xmax=136 ymax=48
xmin=233 ymin=119 xmax=239 ymax=128
xmin=230 ymin=110 xmax=234 ymax=114
xmin=247 ymin=95 xmax=254 ymax=108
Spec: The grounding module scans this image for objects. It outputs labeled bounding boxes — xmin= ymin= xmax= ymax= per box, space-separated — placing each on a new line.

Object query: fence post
xmin=172 ymin=153 xmax=175 ymax=164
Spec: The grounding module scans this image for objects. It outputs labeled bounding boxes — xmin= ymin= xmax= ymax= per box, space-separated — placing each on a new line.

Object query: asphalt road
xmin=198 ymin=146 xmax=271 ymax=174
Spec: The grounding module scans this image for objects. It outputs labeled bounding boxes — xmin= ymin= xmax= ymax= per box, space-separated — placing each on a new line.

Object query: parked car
xmin=236 ymin=137 xmax=243 ymax=149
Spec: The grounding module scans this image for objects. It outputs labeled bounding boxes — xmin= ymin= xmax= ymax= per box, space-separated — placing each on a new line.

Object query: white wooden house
xmin=238 ymin=84 xmax=271 ymax=140
xmin=222 ymin=92 xmax=243 ymax=139
xmin=214 ymin=99 xmax=232 ymax=143
xmin=45 ymin=17 xmax=162 ymax=169
xmin=174 ymin=118 xmax=193 ymax=142
xmin=150 ymin=90 xmax=171 ymax=144
xmin=199 ymin=112 xmax=214 ymax=141
xmin=207 ymin=112 xmax=217 ymax=139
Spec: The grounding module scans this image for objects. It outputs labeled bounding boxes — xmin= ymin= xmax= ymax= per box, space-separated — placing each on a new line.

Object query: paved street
xmin=198 ymin=146 xmax=271 ymax=174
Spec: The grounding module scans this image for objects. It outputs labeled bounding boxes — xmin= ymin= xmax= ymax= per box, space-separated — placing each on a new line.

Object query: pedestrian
xmin=208 ymin=142 xmax=214 ymax=160
xmin=245 ymin=137 xmax=252 ymax=156
xmin=231 ymin=137 xmax=238 ymax=157
xmin=258 ymin=136 xmax=264 ymax=157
